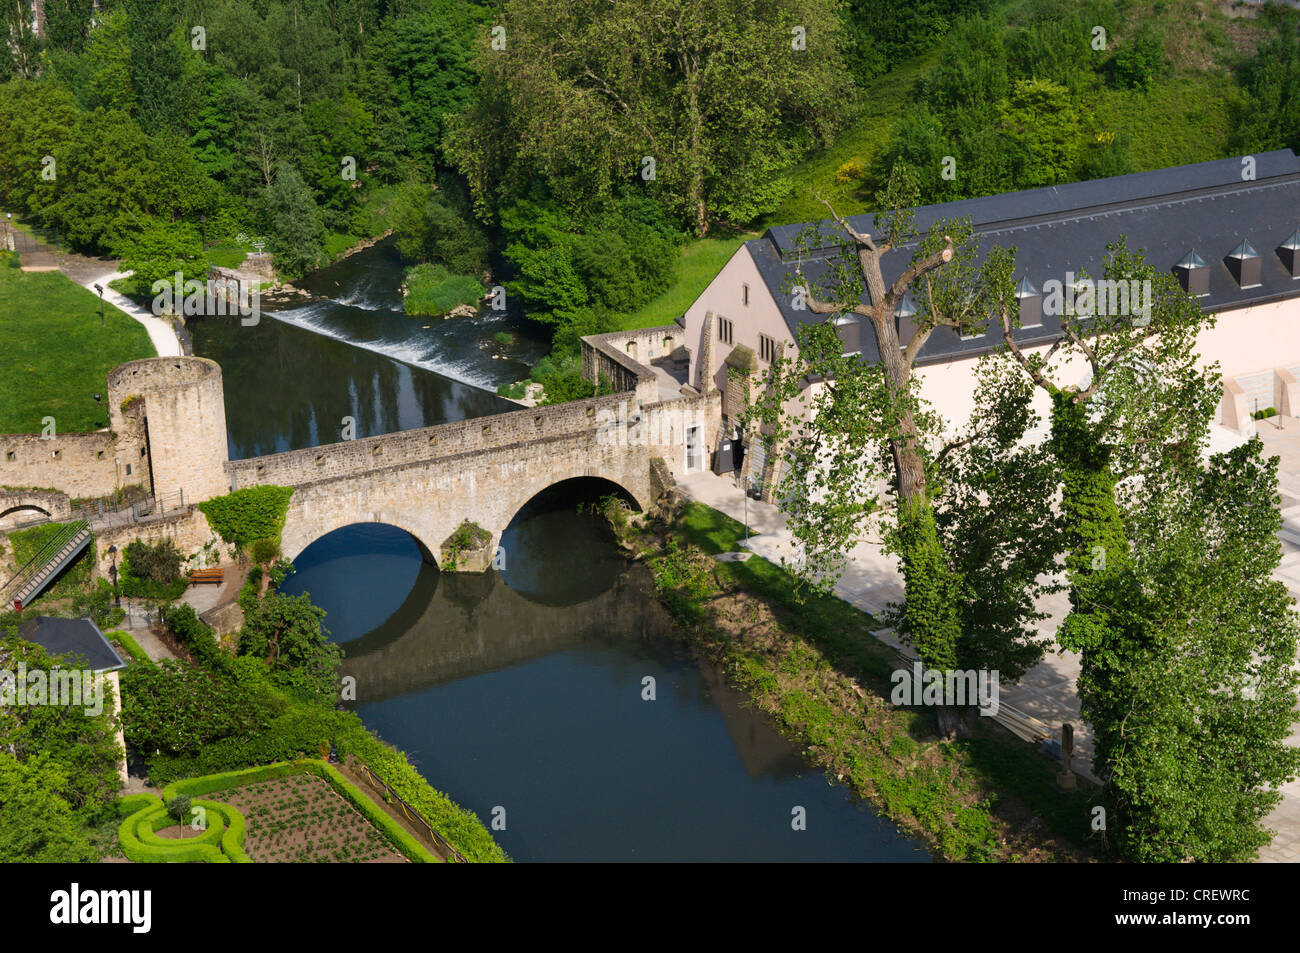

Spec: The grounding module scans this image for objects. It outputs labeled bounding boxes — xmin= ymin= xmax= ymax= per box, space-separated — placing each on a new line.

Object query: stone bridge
xmin=0 ymin=489 xmax=73 ymax=531
xmin=226 ymin=386 xmax=716 ymax=569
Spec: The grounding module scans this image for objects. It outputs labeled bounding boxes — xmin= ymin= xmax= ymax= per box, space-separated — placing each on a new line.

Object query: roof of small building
xmin=13 ymin=616 xmax=126 ymax=673
xmin=745 ymin=149 xmax=1300 ymax=366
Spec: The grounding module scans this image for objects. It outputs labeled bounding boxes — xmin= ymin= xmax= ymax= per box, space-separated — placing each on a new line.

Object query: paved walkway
xmin=678 ymin=430 xmax=1300 ymax=860
xmin=72 ymin=269 xmax=181 ymax=357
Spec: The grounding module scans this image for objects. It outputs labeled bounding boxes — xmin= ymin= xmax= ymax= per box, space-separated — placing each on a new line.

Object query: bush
xmin=403 ymin=263 xmax=483 ymax=316
xmin=120 ymin=660 xmax=278 ymax=758
xmin=122 ymin=539 xmax=182 ymax=585
xmin=106 ymin=629 xmax=152 ymax=667
xmin=73 ymin=579 xmax=125 ymax=630
xmin=496 ymin=381 xmax=527 ymax=400
xmin=198 ymin=485 xmax=294 ymax=548
xmin=250 ymin=537 xmax=281 ymax=565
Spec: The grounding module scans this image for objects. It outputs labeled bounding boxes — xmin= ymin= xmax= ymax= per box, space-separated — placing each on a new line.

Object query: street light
xmin=93 ymin=283 xmax=104 ymax=326
xmin=107 ymin=545 xmax=120 ymax=608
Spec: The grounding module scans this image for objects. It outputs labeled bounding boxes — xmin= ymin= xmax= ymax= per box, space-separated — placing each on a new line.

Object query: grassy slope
xmin=661 ymin=502 xmax=1097 ymax=860
xmin=0 ymin=264 xmax=155 ymax=433
xmin=615 ymin=235 xmax=750 ymax=329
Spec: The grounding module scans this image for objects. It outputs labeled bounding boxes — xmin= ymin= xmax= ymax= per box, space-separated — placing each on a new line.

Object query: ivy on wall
xmin=197 ymin=486 xmax=294 ymax=548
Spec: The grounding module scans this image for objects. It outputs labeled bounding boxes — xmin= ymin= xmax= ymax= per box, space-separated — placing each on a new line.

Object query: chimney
xmin=1173 ymin=250 xmax=1210 ymax=297
xmin=834 ymin=313 xmax=860 ymax=355
xmin=895 ymin=291 xmax=918 ymax=345
xmin=1225 ymin=240 xmax=1261 ymax=289
xmin=1280 ymin=229 xmax=1300 ymax=279
xmin=1016 ymin=277 xmax=1042 ymax=328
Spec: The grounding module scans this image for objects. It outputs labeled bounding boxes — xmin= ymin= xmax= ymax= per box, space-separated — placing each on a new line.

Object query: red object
xmin=12 ymin=599 xmax=22 ymax=613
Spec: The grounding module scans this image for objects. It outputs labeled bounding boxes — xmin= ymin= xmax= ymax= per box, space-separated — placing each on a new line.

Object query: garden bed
xmin=219 ymin=774 xmax=408 ymax=864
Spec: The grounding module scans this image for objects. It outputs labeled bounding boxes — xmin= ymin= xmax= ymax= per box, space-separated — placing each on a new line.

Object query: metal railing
xmin=8 ymin=490 xmax=190 ymax=532
xmin=1 ymin=518 xmax=89 ymax=606
xmin=354 ymin=761 xmax=468 ymax=863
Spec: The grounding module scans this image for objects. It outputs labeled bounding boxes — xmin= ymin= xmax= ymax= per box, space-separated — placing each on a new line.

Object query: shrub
xmin=120 ymin=660 xmax=277 ymax=757
xmin=106 ymin=629 xmax=152 ymax=667
xmin=836 ymin=159 xmax=866 ymax=183
xmin=440 ymin=521 xmax=491 ymax=571
xmin=198 ymin=486 xmax=294 ymax=548
xmin=250 ymin=537 xmax=281 ymax=565
xmin=403 ymin=263 xmax=483 ymax=316
xmin=123 ymin=539 xmax=182 ymax=584
xmin=496 ymin=381 xmax=527 ymax=400
xmin=164 ymin=604 xmax=223 ymax=669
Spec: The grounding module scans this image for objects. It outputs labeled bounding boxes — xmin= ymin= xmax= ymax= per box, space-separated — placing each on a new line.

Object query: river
xmin=191 ymin=242 xmax=931 ymax=862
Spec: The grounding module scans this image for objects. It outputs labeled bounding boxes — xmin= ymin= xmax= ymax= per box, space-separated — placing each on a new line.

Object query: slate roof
xmin=747 ymin=150 xmax=1300 ymax=366
xmin=14 ymin=616 xmax=126 ymax=673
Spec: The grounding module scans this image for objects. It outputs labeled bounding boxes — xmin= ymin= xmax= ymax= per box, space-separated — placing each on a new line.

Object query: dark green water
xmin=198 ymin=245 xmax=930 ymax=861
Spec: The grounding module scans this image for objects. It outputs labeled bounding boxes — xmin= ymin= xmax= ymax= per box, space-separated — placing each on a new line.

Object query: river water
xmin=192 ymin=242 xmax=930 ymax=862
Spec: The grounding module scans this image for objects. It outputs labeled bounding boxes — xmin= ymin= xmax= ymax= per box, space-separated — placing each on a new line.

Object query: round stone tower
xmin=107 ymin=357 xmax=230 ymax=505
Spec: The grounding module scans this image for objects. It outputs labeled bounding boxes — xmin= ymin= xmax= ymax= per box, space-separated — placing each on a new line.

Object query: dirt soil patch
xmin=217 ymin=774 xmax=408 ymax=863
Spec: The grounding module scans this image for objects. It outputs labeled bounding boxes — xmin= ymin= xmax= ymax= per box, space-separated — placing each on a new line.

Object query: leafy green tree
xmin=749 ymin=168 xmax=1057 ymax=734
xmin=1231 ymin=8 xmax=1300 ymax=155
xmin=262 ymin=162 xmax=324 ymax=277
xmin=238 ymin=592 xmax=341 ymax=703
xmin=1109 ymin=24 xmax=1163 ymax=92
xmin=116 ymin=221 xmax=207 ymax=298
xmin=390 ymin=177 xmax=492 ymax=275
xmin=0 ymin=638 xmax=123 ymax=810
xmin=120 ymin=660 xmax=276 ymax=757
xmin=0 ymin=755 xmax=96 ymax=863
xmin=997 ymin=79 xmax=1080 ymax=188
xmin=446 ymin=0 xmax=853 ymax=235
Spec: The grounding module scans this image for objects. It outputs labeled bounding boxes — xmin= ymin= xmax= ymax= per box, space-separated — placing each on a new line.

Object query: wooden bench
xmin=188 ymin=568 xmax=224 ymax=585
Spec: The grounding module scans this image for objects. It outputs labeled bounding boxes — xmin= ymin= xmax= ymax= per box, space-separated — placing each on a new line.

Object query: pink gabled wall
xmin=683 ymin=243 xmax=797 ymax=396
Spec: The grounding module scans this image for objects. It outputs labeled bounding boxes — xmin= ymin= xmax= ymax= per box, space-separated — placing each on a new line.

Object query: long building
xmin=680 ymin=149 xmax=1300 ymax=493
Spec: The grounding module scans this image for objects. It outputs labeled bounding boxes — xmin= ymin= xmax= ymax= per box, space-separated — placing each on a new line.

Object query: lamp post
xmin=107 ymin=545 xmax=120 ymax=608
xmin=93 ymin=282 xmax=104 ymax=326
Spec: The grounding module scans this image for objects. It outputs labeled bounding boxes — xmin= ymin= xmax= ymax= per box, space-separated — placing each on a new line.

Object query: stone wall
xmin=581 ymin=325 xmax=684 ymax=404
xmin=0 ymin=432 xmax=119 ymax=498
xmin=0 ymin=489 xmax=72 ymax=530
xmin=227 ymin=390 xmax=652 ymax=490
xmin=91 ymin=509 xmax=214 ymax=577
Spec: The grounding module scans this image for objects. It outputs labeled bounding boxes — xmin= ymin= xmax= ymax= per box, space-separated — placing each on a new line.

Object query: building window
xmin=52 ymin=449 xmax=61 ymax=460
xmin=759 ymin=334 xmax=777 ymax=363
xmin=718 ymin=316 xmax=733 ymax=345
xmin=626 ymin=340 xmax=637 ymax=360
xmin=125 ymin=463 xmax=132 ymax=476
xmin=742 ymin=284 xmax=750 ymax=306
xmin=96 ymin=450 xmax=105 ymax=460
xmin=5 ymin=451 xmax=13 ymax=462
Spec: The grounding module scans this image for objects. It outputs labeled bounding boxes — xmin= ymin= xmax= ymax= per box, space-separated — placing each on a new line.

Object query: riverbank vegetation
xmin=0 ymin=253 xmax=154 ymax=433
xmin=610 ymin=499 xmax=1095 ymax=862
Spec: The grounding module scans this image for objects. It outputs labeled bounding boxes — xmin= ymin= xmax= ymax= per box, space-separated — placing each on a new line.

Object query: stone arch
xmin=500 ymin=474 xmax=643 ymax=534
xmin=281 ymin=509 xmax=440 ymax=569
xmin=0 ymin=503 xmax=52 ymax=530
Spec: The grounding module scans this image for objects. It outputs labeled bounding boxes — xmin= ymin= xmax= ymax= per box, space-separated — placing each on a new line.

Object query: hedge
xmin=198 ymin=485 xmax=294 ymax=547
xmin=115 ymin=795 xmax=247 ymax=864
xmin=106 ymin=630 xmax=153 ymax=667
xmin=163 ymin=759 xmax=438 ymax=863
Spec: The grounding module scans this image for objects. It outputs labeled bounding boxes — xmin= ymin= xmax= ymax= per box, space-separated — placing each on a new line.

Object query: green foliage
xmin=72 ymin=579 xmax=125 ymax=631
xmin=390 ymin=176 xmax=491 ymax=274
xmin=198 ymin=485 xmax=293 ymax=548
xmin=0 ymin=638 xmax=123 ymax=811
xmin=106 ymin=629 xmax=152 ymax=668
xmin=440 ymin=521 xmax=491 ymax=572
xmin=647 ymin=537 xmax=715 ymax=625
xmin=237 ymin=591 xmax=341 ymax=704
xmin=402 ymin=263 xmax=483 ymax=317
xmin=0 ymin=754 xmax=96 ymax=863
xmin=122 ymin=538 xmax=182 ymax=585
xmin=446 ymin=0 xmax=853 ymax=236
xmin=165 ymin=793 xmax=192 ymax=827
xmin=1231 ymin=9 xmax=1300 ymax=154
xmin=249 ymin=537 xmax=281 ymax=566
xmin=115 ymin=219 xmax=208 ymax=299
xmin=263 ymin=162 xmax=325 ymax=279
xmin=120 ymin=659 xmax=277 ymax=758
xmin=1109 ymin=25 xmax=1164 ymax=92
xmin=497 ymin=381 xmax=527 ymax=400
xmin=163 ymin=604 xmax=223 ymax=670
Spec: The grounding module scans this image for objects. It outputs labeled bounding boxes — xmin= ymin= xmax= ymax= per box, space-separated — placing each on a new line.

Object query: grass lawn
xmin=204 ymin=244 xmax=249 ymax=270
xmin=615 ymin=235 xmax=749 ymax=330
xmin=0 ymin=262 xmax=156 ymax=433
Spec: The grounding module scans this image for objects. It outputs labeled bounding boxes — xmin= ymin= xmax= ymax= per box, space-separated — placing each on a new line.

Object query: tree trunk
xmin=936 ymin=704 xmax=976 ymax=740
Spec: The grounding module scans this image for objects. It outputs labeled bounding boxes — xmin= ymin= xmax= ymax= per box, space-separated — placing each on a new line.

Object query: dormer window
xmin=1016 ymin=277 xmax=1043 ymax=328
xmin=1279 ymin=229 xmax=1300 ymax=280
xmin=1174 ymin=250 xmax=1210 ymax=297
xmin=1225 ymin=240 xmax=1262 ymax=289
xmin=833 ymin=313 xmax=860 ymax=355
